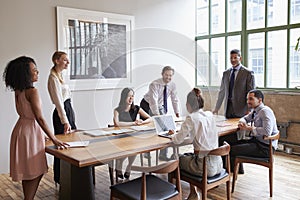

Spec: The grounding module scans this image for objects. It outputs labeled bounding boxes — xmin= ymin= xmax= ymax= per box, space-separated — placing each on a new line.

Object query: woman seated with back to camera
xmin=168 ymin=88 xmax=223 ymax=200
xmin=113 ymin=87 xmax=151 ymax=180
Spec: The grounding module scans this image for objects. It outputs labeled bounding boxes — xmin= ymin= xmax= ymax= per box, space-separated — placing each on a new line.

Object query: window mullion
xmin=209 ymin=0 xmax=212 ymax=86
xmin=264 ymin=31 xmax=267 ymax=88
xmin=241 ymin=0 xmax=247 ymax=66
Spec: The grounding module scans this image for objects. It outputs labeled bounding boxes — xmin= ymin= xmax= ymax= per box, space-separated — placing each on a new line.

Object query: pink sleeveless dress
xmin=10 ymin=90 xmax=48 ymax=181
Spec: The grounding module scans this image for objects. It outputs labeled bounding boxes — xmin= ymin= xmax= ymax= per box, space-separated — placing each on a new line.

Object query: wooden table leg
xmin=60 ymin=160 xmax=95 ymax=200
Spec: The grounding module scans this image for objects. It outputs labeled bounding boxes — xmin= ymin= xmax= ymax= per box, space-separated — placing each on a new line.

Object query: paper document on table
xmin=84 ymin=129 xmax=111 ymax=137
xmin=66 ymin=141 xmax=90 ymax=147
xmin=216 ymin=123 xmax=232 ymax=127
xmin=130 ymin=126 xmax=155 ymax=131
xmin=111 ymin=128 xmax=134 ymax=134
xmin=214 ymin=115 xmax=227 ymax=122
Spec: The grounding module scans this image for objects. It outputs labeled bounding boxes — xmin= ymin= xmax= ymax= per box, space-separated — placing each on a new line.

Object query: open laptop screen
xmin=152 ymin=115 xmax=176 ymax=135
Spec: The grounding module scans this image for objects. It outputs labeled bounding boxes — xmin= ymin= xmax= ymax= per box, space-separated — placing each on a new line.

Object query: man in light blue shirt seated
xmin=230 ymin=89 xmax=279 ymax=173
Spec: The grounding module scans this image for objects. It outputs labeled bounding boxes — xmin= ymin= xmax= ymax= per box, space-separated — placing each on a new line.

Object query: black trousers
xmin=230 ymin=137 xmax=270 ymax=171
xmin=219 ymin=133 xmax=240 ymax=171
xmin=140 ymin=98 xmax=153 ymax=120
xmin=53 ymin=99 xmax=77 ymax=184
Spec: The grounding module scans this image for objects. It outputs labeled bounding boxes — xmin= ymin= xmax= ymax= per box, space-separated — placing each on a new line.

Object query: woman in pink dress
xmin=3 ymin=56 xmax=68 ymax=200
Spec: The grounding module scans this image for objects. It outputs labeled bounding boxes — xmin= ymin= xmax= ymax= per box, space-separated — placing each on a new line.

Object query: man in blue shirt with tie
xmin=230 ymin=89 xmax=279 ymax=172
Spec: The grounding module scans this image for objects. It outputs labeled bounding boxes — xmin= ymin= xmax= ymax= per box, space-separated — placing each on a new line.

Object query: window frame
xmin=195 ymin=0 xmax=300 ymax=91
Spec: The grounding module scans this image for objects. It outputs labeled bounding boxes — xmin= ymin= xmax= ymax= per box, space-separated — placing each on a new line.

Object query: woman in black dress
xmin=113 ymin=88 xmax=151 ymax=179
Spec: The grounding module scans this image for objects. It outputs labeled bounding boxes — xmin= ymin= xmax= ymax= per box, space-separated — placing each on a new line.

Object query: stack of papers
xmin=66 ymin=141 xmax=90 ymax=147
xmin=84 ymin=130 xmax=111 ymax=137
xmin=216 ymin=123 xmax=232 ymax=127
xmin=130 ymin=126 xmax=155 ymax=131
xmin=84 ymin=128 xmax=134 ymax=137
xmin=214 ymin=115 xmax=227 ymax=122
xmin=111 ymin=128 xmax=134 ymax=134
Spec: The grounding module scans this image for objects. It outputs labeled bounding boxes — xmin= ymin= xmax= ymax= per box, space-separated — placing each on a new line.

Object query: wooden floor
xmin=1 ymin=151 xmax=300 ymax=200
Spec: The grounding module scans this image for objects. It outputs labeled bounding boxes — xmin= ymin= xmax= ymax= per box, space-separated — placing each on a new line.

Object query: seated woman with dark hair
xmin=113 ymin=88 xmax=151 ymax=180
xmin=169 ymin=88 xmax=223 ymax=200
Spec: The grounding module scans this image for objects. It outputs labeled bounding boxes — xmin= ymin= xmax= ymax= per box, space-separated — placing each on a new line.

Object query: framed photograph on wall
xmin=56 ymin=6 xmax=134 ymax=90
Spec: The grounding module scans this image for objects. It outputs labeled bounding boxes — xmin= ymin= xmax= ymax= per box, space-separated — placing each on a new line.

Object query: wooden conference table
xmin=45 ymin=116 xmax=239 ymax=200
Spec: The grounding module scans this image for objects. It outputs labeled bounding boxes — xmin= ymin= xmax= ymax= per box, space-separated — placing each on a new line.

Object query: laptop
xmin=153 ymin=115 xmax=177 ymax=138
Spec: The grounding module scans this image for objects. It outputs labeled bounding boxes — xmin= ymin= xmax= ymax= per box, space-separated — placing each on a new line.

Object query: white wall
xmin=0 ymin=0 xmax=195 ymax=173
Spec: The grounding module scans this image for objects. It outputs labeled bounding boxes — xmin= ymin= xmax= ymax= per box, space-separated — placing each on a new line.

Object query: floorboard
xmin=1 ymin=149 xmax=299 ymax=199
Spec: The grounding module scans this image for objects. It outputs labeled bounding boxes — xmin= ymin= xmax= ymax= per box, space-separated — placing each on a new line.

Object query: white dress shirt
xmin=143 ymin=78 xmax=179 ymax=115
xmin=47 ymin=73 xmax=72 ymax=124
xmin=172 ymin=109 xmax=218 ymax=155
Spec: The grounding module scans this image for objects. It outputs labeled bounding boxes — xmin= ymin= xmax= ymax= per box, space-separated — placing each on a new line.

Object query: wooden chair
xmin=180 ymin=142 xmax=231 ymax=200
xmin=110 ymin=159 xmax=181 ymax=200
xmin=231 ymin=132 xmax=280 ymax=197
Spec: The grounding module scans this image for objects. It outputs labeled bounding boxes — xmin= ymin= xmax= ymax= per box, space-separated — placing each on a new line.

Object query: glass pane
xmin=290 ymin=0 xmax=300 ymax=24
xmin=227 ymin=0 xmax=242 ymax=32
xmin=289 ymin=28 xmax=300 ymax=88
xmin=267 ymin=0 xmax=287 ymax=26
xmin=196 ymin=40 xmax=209 ymax=86
xmin=266 ymin=30 xmax=287 ymax=88
xmin=211 ymin=37 xmax=225 ymax=86
xmin=197 ymin=0 xmax=209 ymax=36
xmin=211 ymin=0 xmax=225 ymax=34
xmin=247 ymin=0 xmax=265 ymax=29
xmin=227 ymin=35 xmax=241 ymax=69
xmin=248 ymin=33 xmax=265 ymax=87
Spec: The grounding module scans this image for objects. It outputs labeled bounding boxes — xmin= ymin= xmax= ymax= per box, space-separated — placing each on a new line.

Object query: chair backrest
xmin=202 ymin=142 xmax=231 ymax=179
xmin=265 ymin=131 xmax=280 ymax=162
xmin=179 ymin=142 xmax=231 ymax=200
xmin=209 ymin=142 xmax=231 ymax=156
xmin=131 ymin=159 xmax=179 ymax=174
xmin=129 ymin=160 xmax=181 ymax=200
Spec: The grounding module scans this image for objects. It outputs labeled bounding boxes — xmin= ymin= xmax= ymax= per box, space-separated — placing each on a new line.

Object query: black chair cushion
xmin=110 ymin=174 xmax=178 ymax=200
xmin=236 ymin=156 xmax=270 ymax=163
xmin=180 ymin=168 xmax=228 ymax=184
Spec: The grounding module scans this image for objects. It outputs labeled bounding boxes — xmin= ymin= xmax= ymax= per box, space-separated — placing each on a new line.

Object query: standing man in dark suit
xmin=213 ymin=49 xmax=255 ymax=118
xmin=213 ymin=49 xmax=255 ymax=173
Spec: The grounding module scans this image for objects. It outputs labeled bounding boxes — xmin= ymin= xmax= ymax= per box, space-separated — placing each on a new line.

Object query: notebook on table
xmin=84 ymin=129 xmax=111 ymax=137
xmin=84 ymin=128 xmax=134 ymax=137
xmin=66 ymin=141 xmax=90 ymax=148
xmin=152 ymin=115 xmax=177 ymax=138
xmin=130 ymin=125 xmax=155 ymax=131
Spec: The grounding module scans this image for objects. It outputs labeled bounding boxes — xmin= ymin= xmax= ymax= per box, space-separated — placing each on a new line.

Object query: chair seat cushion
xmin=236 ymin=156 xmax=270 ymax=163
xmin=110 ymin=174 xmax=178 ymax=200
xmin=180 ymin=168 xmax=228 ymax=184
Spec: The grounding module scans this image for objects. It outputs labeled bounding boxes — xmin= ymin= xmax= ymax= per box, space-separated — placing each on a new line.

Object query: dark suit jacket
xmin=215 ymin=65 xmax=255 ymax=117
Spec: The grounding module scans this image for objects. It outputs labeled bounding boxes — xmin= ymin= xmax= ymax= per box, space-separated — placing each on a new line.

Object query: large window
xmin=196 ymin=0 xmax=300 ymax=89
